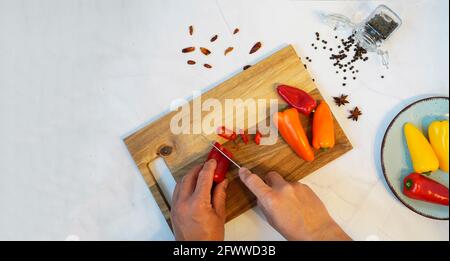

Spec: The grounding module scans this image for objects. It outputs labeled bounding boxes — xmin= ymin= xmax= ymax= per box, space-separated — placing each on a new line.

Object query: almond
xmin=249 ymin=42 xmax=262 ymax=54
xmin=182 ymin=47 xmax=195 ymax=53
xmin=200 ymin=47 xmax=211 ymax=56
xmin=224 ymin=47 xmax=234 ymax=56
xmin=187 ymin=60 xmax=196 ymax=65
xmin=203 ymin=64 xmax=212 ymax=69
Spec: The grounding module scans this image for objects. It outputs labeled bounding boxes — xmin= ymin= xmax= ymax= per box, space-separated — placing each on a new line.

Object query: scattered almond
xmin=224 ymin=47 xmax=234 ymax=56
xmin=200 ymin=47 xmax=211 ymax=56
xmin=203 ymin=64 xmax=212 ymax=69
xmin=189 ymin=25 xmax=194 ymax=36
xmin=243 ymin=65 xmax=252 ymax=70
xmin=187 ymin=60 xmax=196 ymax=65
xmin=182 ymin=47 xmax=195 ymax=53
xmin=249 ymin=42 xmax=262 ymax=54
xmin=210 ymin=35 xmax=218 ymax=42
xmin=233 ymin=28 xmax=240 ymax=35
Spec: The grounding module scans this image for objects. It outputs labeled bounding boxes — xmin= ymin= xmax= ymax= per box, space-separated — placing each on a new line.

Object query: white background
xmin=0 ymin=0 xmax=448 ymax=240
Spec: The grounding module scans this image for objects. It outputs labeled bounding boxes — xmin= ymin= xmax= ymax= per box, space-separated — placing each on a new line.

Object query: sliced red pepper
xmin=277 ymin=85 xmax=317 ymax=116
xmin=216 ymin=126 xmax=237 ymax=141
xmin=254 ymin=130 xmax=262 ymax=145
xmin=206 ymin=142 xmax=234 ymax=183
xmin=239 ymin=129 xmax=249 ymax=144
xmin=403 ymin=172 xmax=449 ymax=206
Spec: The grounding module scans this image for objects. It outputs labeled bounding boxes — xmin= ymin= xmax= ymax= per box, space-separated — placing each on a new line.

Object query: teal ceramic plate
xmin=381 ymin=97 xmax=449 ymax=220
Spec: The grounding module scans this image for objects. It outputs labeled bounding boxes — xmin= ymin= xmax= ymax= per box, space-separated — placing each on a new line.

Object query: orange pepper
xmin=274 ymin=108 xmax=315 ymax=162
xmin=312 ymin=101 xmax=335 ymax=150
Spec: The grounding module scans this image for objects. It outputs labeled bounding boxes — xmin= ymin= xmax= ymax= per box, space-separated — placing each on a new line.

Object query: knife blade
xmin=210 ymin=142 xmax=241 ymax=169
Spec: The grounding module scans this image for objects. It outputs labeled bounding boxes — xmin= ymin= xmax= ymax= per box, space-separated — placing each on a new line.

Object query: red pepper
xmin=277 ymin=85 xmax=317 ymax=116
xmin=217 ymin=126 xmax=237 ymax=141
xmin=206 ymin=142 xmax=234 ymax=183
xmin=239 ymin=129 xmax=249 ymax=144
xmin=254 ymin=130 xmax=262 ymax=145
xmin=403 ymin=173 xmax=449 ymax=206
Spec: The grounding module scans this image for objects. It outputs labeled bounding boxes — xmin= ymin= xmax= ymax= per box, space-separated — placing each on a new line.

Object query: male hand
xmin=171 ymin=159 xmax=228 ymax=241
xmin=239 ymin=168 xmax=351 ymax=241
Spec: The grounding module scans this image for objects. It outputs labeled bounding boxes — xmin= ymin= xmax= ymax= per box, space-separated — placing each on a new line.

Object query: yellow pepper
xmin=428 ymin=120 xmax=449 ymax=173
xmin=404 ymin=122 xmax=439 ymax=173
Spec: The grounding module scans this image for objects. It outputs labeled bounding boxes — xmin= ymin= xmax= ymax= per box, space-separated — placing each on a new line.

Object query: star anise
xmin=348 ymin=107 xmax=362 ymax=121
xmin=333 ymin=94 xmax=349 ymax=107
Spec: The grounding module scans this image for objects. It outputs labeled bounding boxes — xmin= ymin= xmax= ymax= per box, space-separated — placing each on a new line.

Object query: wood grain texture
xmin=124 ymin=45 xmax=352 ymax=226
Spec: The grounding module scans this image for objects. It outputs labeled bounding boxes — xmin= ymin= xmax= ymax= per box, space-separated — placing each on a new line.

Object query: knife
xmin=210 ymin=142 xmax=242 ymax=169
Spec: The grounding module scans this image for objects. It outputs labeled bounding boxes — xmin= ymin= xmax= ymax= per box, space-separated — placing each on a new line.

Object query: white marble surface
xmin=0 ymin=0 xmax=448 ymax=240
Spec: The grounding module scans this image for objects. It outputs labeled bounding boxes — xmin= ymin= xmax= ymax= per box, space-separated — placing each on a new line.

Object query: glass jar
xmin=325 ymin=5 xmax=402 ymax=68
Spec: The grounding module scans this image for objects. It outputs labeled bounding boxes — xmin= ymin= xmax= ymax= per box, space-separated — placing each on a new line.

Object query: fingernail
xmin=206 ymin=158 xmax=217 ymax=166
xmin=238 ymin=167 xmax=250 ymax=176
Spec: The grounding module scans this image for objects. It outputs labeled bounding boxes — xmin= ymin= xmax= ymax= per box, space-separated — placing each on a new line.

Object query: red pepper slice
xmin=206 ymin=142 xmax=234 ymax=183
xmin=403 ymin=173 xmax=449 ymax=206
xmin=254 ymin=130 xmax=262 ymax=145
xmin=277 ymin=85 xmax=317 ymax=116
xmin=217 ymin=126 xmax=237 ymax=141
xmin=239 ymin=129 xmax=249 ymax=144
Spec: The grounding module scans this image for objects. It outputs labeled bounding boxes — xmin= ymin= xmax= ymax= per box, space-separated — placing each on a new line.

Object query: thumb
xmin=212 ymin=179 xmax=228 ymax=220
xmin=238 ymin=168 xmax=272 ymax=199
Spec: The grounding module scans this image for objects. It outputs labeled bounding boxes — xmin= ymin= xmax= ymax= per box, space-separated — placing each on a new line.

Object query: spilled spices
xmin=224 ymin=47 xmax=234 ymax=56
xmin=249 ymin=42 xmax=262 ymax=54
xmin=181 ymin=25 xmax=261 ymax=71
xmin=312 ymin=32 xmax=371 ymax=87
xmin=182 ymin=47 xmax=195 ymax=53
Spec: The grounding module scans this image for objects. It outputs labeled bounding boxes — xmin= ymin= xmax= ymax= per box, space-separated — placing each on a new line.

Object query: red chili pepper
xmin=217 ymin=126 xmax=237 ymax=140
xmin=239 ymin=129 xmax=249 ymax=144
xmin=277 ymin=85 xmax=317 ymax=116
xmin=206 ymin=142 xmax=234 ymax=183
xmin=254 ymin=130 xmax=262 ymax=145
xmin=403 ymin=173 xmax=449 ymax=206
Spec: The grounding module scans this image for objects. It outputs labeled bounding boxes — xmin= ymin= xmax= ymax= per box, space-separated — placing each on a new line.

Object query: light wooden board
xmin=124 ymin=45 xmax=352 ymax=226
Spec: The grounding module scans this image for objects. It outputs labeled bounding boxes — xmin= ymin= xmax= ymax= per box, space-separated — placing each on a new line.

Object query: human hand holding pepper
xmin=171 ymin=159 xmax=228 ymax=240
xmin=238 ymin=168 xmax=351 ymax=241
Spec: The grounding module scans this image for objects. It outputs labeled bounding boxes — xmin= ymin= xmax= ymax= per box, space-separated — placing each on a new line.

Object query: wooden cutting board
xmin=124 ymin=45 xmax=352 ymax=227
